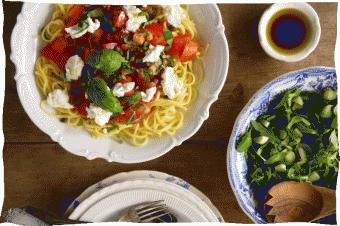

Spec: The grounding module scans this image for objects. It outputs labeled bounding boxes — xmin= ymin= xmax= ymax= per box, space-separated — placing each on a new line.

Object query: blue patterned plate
xmin=227 ymin=67 xmax=337 ymax=223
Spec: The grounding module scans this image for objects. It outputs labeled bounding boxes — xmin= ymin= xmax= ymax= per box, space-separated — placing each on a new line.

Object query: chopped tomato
xmin=145 ymin=23 xmax=166 ymax=46
xmin=75 ymin=99 xmax=90 ymax=116
xmin=119 ymin=75 xmax=133 ymax=83
xmin=66 ymin=5 xmax=86 ymax=27
xmin=50 ymin=36 xmax=68 ymax=53
xmin=166 ymin=34 xmax=192 ymax=56
xmin=124 ymin=90 xmax=135 ymax=97
xmin=113 ymin=10 xmax=127 ymax=28
xmin=93 ymin=28 xmax=105 ymax=43
xmin=121 ymin=44 xmax=133 ymax=50
xmin=166 ymin=34 xmax=199 ymax=62
xmin=106 ymin=30 xmax=125 ymax=45
xmin=112 ymin=102 xmax=150 ymax=124
xmin=101 ymin=42 xmax=117 ymax=49
xmin=133 ymin=32 xmax=145 ymax=45
xmin=148 ymin=82 xmax=156 ymax=88
xmin=180 ymin=41 xmax=199 ymax=62
xmin=81 ymin=47 xmax=94 ymax=61
xmin=40 ymin=40 xmax=75 ymax=69
xmin=74 ymin=33 xmax=92 ymax=47
xmin=134 ymin=74 xmax=147 ymax=90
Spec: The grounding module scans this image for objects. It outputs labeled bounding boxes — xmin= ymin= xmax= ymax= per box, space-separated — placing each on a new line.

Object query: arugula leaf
xmin=274 ymin=89 xmax=301 ymax=112
xmin=86 ymin=77 xmax=123 ymax=113
xmin=88 ymin=50 xmax=127 ymax=76
xmin=287 ymin=115 xmax=311 ymax=129
xmin=251 ymin=120 xmax=280 ymax=143
xmin=265 ymin=151 xmax=285 ymax=164
xmin=236 ymin=129 xmax=252 ymax=152
xmin=329 ymin=130 xmax=339 ymax=150
xmin=296 ymin=123 xmax=318 ymax=135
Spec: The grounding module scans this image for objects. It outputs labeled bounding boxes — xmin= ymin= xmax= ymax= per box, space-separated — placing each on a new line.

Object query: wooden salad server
xmin=264 ymin=181 xmax=336 ymax=223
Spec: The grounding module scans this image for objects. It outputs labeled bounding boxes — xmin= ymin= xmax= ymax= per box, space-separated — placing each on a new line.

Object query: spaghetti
xmin=35 ymin=4 xmax=202 ymax=146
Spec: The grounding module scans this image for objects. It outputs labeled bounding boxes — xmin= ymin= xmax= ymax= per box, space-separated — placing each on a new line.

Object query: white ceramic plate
xmin=78 ymin=189 xmax=208 ymax=222
xmin=65 ymin=170 xmax=224 ymax=222
xmin=69 ymin=179 xmax=219 ymax=222
xmin=10 ymin=4 xmax=229 ymax=163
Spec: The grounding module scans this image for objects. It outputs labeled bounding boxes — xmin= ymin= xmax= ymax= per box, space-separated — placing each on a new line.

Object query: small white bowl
xmin=258 ymin=3 xmax=321 ymax=62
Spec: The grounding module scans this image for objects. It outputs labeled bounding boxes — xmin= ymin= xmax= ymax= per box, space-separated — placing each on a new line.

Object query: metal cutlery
xmin=4 ymin=200 xmax=176 ymax=225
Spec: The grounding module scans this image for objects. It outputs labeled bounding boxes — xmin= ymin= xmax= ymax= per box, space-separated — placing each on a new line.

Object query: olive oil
xmin=266 ymin=8 xmax=312 ymax=55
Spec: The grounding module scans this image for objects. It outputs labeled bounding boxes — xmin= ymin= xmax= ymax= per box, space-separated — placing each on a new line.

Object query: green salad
xmin=237 ymin=88 xmax=338 ymax=187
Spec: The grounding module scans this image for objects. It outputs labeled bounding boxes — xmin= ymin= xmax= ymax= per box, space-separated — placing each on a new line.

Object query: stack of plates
xmin=65 ymin=171 xmax=224 ymax=223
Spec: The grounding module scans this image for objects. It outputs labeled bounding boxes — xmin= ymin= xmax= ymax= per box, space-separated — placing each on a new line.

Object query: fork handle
xmin=24 ymin=206 xmax=90 ymax=225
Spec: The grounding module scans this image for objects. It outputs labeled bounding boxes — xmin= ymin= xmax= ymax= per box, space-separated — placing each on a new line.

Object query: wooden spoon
xmin=264 ymin=181 xmax=336 ymax=223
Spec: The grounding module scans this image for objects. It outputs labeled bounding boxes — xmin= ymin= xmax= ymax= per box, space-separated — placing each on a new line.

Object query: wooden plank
xmin=192 ymin=3 xmax=337 ymax=141
xmin=3 ymin=3 xmax=337 ymax=143
xmin=1 ymin=2 xmax=338 ymax=224
xmin=2 ymin=143 xmax=251 ymax=223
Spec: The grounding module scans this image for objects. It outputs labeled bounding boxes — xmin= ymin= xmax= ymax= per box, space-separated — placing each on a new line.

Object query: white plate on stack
xmin=67 ymin=171 xmax=223 ymax=222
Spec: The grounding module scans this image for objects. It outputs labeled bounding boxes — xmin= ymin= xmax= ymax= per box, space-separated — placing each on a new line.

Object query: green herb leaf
xmin=236 ymin=129 xmax=252 ymax=152
xmin=329 ymin=130 xmax=339 ymax=150
xmin=251 ymin=120 xmax=280 ymax=144
xmin=275 ymin=89 xmax=301 ymax=109
xmin=138 ymin=11 xmax=149 ymax=18
xmin=89 ymin=50 xmax=127 ymax=76
xmin=86 ymin=77 xmax=123 ymax=113
xmin=122 ymin=91 xmax=142 ymax=106
xmin=163 ymin=29 xmax=173 ymax=45
xmin=265 ymin=151 xmax=285 ymax=164
xmin=323 ymin=89 xmax=337 ymax=101
xmin=287 ymin=115 xmax=311 ymax=129
xmin=320 ymin=105 xmax=333 ymax=118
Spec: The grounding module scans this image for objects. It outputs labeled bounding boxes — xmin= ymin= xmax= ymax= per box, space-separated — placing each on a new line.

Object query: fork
xmin=119 ymin=200 xmax=170 ymax=222
xmin=4 ymin=200 xmax=172 ymax=224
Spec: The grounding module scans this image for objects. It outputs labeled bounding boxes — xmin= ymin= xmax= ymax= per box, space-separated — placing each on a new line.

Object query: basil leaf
xmin=89 ymin=50 xmax=127 ymax=76
xmin=86 ymin=77 xmax=123 ymax=113
xmin=236 ymin=129 xmax=252 ymax=153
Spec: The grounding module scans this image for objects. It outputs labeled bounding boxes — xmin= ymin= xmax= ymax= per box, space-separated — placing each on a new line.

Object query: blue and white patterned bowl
xmin=227 ymin=67 xmax=337 ymax=223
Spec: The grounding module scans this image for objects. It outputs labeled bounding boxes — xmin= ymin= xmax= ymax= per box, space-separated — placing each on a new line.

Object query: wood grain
xmin=2 ymin=143 xmax=251 ymax=223
xmin=2 ymin=2 xmax=337 ymax=223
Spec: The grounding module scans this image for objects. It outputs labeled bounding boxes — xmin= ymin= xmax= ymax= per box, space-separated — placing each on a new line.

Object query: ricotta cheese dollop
xmin=65 ymin=17 xmax=101 ymax=39
xmin=112 ymin=82 xmax=135 ymax=97
xmin=86 ymin=104 xmax=112 ymax=127
xmin=161 ymin=67 xmax=183 ymax=99
xmin=46 ymin=89 xmax=74 ymax=109
xmin=124 ymin=6 xmax=147 ymax=32
xmin=141 ymin=87 xmax=157 ymax=102
xmin=143 ymin=45 xmax=165 ymax=63
xmin=162 ymin=5 xmax=184 ymax=28
xmin=65 ymin=55 xmax=84 ymax=81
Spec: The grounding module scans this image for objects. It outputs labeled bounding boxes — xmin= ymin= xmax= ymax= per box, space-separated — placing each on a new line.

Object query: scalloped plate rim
xmin=10 ymin=3 xmax=229 ymax=163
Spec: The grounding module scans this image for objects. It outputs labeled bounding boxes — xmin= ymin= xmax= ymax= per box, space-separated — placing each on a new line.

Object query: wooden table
xmin=2 ymin=2 xmax=337 ymax=223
